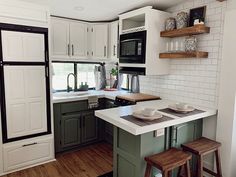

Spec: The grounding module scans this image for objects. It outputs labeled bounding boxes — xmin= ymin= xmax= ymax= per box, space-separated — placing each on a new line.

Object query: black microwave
xmin=119 ymin=31 xmax=147 ymax=64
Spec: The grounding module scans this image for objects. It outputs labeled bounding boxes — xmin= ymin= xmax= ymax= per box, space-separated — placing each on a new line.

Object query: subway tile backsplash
xmin=140 ymin=0 xmax=227 ymax=109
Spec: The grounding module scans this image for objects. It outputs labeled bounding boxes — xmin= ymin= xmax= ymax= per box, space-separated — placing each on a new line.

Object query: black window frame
xmin=52 ymin=61 xmax=102 ymax=92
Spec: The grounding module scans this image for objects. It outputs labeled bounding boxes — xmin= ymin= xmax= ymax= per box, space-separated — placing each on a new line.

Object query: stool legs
xmin=177 ymin=166 xmax=182 ymax=177
xmin=177 ymin=160 xmax=191 ymax=177
xmin=215 ymin=150 xmax=222 ymax=177
xmin=185 ymin=160 xmax=191 ymax=177
xmin=144 ymin=164 xmax=152 ymax=177
xmin=163 ymin=171 xmax=169 ymax=177
xmin=197 ymin=155 xmax=203 ymax=177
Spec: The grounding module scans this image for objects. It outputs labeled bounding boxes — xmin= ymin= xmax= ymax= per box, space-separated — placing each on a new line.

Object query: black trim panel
xmin=2 ymin=62 xmax=46 ymax=66
xmin=0 ymin=23 xmax=51 ymax=143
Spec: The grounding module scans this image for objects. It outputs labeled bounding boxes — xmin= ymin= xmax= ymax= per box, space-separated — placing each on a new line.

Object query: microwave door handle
xmin=121 ymin=39 xmax=140 ymax=43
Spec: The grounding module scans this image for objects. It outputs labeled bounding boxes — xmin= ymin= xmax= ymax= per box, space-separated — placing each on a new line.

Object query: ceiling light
xmin=74 ymin=6 xmax=85 ymax=11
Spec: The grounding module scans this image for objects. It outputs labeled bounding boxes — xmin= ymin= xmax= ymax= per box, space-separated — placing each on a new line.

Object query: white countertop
xmin=52 ymin=90 xmax=128 ymax=103
xmin=95 ymin=100 xmax=217 ymax=135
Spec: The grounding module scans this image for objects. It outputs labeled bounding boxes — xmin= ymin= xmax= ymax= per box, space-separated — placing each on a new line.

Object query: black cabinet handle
xmin=72 ymin=44 xmax=74 ymax=56
xmin=67 ymin=44 xmax=70 ymax=56
xmin=113 ymin=45 xmax=116 ymax=56
xmin=22 ymin=142 xmax=37 ymax=147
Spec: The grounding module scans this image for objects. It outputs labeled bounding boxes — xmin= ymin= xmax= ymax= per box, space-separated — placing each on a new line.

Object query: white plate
xmin=132 ymin=111 xmax=163 ymax=121
xmin=168 ymin=104 xmax=195 ymax=113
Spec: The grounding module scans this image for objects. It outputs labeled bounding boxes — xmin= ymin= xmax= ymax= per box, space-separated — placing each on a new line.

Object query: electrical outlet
xmin=154 ymin=129 xmax=165 ymax=137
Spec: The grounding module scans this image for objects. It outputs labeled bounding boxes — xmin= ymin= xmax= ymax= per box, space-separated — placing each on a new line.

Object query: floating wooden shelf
xmin=159 ymin=51 xmax=208 ymax=59
xmin=160 ymin=25 xmax=210 ymax=38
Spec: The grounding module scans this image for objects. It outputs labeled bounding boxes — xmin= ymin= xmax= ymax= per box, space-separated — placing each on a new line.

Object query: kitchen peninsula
xmin=95 ymin=100 xmax=217 ymax=177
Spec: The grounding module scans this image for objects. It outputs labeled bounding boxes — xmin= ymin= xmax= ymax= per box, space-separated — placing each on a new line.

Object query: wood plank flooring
xmin=3 ymin=143 xmax=113 ymax=177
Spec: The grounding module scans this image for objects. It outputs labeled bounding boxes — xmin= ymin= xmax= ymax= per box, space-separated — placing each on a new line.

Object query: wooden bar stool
xmin=144 ymin=148 xmax=192 ymax=177
xmin=181 ymin=137 xmax=222 ymax=177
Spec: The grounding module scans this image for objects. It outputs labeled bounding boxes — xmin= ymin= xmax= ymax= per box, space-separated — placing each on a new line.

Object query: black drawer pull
xmin=22 ymin=142 xmax=37 ymax=147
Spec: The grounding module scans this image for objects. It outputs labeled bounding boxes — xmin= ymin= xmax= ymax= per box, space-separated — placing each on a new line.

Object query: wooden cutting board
xmin=116 ymin=93 xmax=160 ymax=102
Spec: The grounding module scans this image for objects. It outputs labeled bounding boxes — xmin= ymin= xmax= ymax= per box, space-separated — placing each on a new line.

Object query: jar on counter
xmin=165 ymin=17 xmax=176 ymax=31
xmin=185 ymin=36 xmax=197 ymax=52
xmin=176 ymin=12 xmax=188 ymax=29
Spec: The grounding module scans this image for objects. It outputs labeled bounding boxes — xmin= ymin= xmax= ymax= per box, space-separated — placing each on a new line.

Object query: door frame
xmin=0 ymin=23 xmax=51 ymax=143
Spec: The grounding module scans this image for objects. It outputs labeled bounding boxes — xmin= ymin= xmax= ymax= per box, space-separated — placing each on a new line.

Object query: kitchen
xmin=0 ymin=0 xmax=235 ymax=177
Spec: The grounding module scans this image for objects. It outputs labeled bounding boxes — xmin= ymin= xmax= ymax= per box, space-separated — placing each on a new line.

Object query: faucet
xmin=67 ymin=73 xmax=76 ymax=92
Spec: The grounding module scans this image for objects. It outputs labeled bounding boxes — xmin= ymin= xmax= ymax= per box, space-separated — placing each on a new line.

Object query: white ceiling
xmin=20 ymin=0 xmax=185 ymax=21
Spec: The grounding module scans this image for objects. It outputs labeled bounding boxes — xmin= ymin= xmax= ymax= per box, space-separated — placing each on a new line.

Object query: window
xmin=52 ymin=62 xmax=99 ymax=92
xmin=120 ymin=74 xmax=129 ymax=90
xmin=52 ymin=63 xmax=74 ymax=91
xmin=77 ymin=64 xmax=96 ymax=88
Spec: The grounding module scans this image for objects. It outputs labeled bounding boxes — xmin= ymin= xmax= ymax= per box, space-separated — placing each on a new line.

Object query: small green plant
xmin=110 ymin=68 xmax=118 ymax=76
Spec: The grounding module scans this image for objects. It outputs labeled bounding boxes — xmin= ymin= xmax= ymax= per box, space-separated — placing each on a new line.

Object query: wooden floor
xmin=3 ymin=143 xmax=113 ymax=177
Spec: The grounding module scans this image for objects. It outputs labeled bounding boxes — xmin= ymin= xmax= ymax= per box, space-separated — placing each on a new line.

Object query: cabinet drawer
xmin=61 ymin=101 xmax=88 ymax=114
xmin=3 ymin=136 xmax=53 ymax=172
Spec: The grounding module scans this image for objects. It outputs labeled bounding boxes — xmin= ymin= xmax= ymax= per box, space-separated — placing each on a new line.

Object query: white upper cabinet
xmin=51 ymin=17 xmax=110 ymax=61
xmin=51 ymin=18 xmax=70 ymax=59
xmin=70 ymin=21 xmax=88 ymax=59
xmin=1 ymin=31 xmax=45 ymax=62
xmin=90 ymin=24 xmax=108 ymax=60
xmin=51 ymin=18 xmax=88 ymax=60
xmin=109 ymin=21 xmax=119 ymax=61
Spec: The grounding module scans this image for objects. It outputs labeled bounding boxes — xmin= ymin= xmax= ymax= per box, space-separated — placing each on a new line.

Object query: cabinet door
xmin=61 ymin=114 xmax=82 ymax=149
xmin=82 ymin=111 xmax=98 ymax=143
xmin=109 ymin=21 xmax=119 ymax=60
xmin=51 ymin=18 xmax=70 ymax=59
xmin=91 ymin=24 xmax=108 ymax=59
xmin=1 ymin=31 xmax=45 ymax=62
xmin=170 ymin=120 xmax=202 ymax=148
xmin=70 ymin=22 xmax=88 ymax=59
xmin=4 ymin=66 xmax=47 ymax=139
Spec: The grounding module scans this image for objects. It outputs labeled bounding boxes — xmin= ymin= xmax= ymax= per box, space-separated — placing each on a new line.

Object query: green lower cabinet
xmin=170 ymin=119 xmax=203 ymax=177
xmin=61 ymin=113 xmax=82 ymax=149
xmin=113 ymin=127 xmax=168 ymax=177
xmin=82 ymin=111 xmax=98 ymax=143
xmin=54 ymin=101 xmax=100 ymax=153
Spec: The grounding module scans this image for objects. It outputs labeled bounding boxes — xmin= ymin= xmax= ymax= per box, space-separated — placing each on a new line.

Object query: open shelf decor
xmin=160 ymin=25 xmax=210 ymax=38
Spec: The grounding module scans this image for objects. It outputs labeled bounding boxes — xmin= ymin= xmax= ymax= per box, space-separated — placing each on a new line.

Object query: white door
xmin=91 ymin=24 xmax=108 ymax=60
xmin=51 ymin=18 xmax=70 ymax=59
xmin=109 ymin=21 xmax=119 ymax=60
xmin=1 ymin=31 xmax=45 ymax=62
xmin=4 ymin=66 xmax=47 ymax=139
xmin=70 ymin=21 xmax=88 ymax=59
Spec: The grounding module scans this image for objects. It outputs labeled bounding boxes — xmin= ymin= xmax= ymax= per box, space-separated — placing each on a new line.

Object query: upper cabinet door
xmin=1 ymin=31 xmax=45 ymax=62
xmin=51 ymin=18 xmax=70 ymax=59
xmin=109 ymin=21 xmax=119 ymax=60
xmin=91 ymin=24 xmax=108 ymax=60
xmin=70 ymin=22 xmax=88 ymax=59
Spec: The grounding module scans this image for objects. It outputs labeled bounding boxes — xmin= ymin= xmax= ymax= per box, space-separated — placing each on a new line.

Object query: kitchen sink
xmin=53 ymin=91 xmax=89 ymax=98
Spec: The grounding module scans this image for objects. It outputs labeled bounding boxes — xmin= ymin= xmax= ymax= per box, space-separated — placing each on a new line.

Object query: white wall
xmin=217 ymin=8 xmax=236 ymax=177
xmin=227 ymin=0 xmax=236 ymax=10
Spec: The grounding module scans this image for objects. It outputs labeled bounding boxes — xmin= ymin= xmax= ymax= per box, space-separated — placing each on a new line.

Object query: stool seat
xmin=181 ymin=137 xmax=221 ymax=155
xmin=145 ymin=148 xmax=191 ymax=171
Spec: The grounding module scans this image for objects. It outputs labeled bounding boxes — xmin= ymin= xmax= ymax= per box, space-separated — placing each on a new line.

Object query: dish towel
xmin=94 ymin=65 xmax=106 ymax=90
xmin=88 ymin=96 xmax=99 ymax=109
